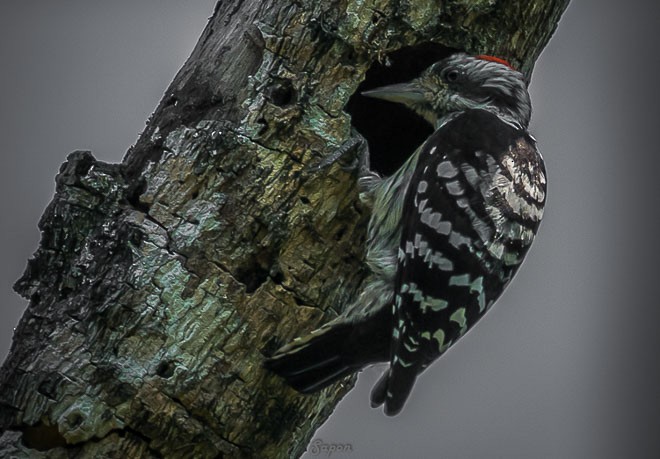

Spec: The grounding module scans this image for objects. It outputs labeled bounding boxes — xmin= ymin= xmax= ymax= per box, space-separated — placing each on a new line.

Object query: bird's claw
xmin=307 ymin=135 xmax=366 ymax=173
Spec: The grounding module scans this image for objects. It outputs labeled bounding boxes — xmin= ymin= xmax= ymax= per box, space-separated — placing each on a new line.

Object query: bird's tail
xmin=263 ymin=309 xmax=390 ymax=393
xmin=369 ymin=361 xmax=421 ymax=416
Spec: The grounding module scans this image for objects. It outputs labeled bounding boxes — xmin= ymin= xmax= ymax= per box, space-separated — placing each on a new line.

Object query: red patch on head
xmin=475 ymin=55 xmax=515 ymax=70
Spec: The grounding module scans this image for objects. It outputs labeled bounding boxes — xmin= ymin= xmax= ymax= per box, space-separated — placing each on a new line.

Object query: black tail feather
xmin=370 ymin=362 xmax=421 ymax=416
xmin=382 ymin=362 xmax=419 ymax=416
xmin=370 ymin=368 xmax=389 ymax=408
xmin=290 ymin=363 xmax=356 ymax=394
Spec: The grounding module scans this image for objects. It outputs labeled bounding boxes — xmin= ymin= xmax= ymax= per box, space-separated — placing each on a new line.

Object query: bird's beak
xmin=361 ymin=82 xmax=426 ymax=105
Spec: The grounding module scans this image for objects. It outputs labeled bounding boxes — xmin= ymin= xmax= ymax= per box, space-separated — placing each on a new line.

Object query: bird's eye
xmin=445 ymin=69 xmax=460 ymax=83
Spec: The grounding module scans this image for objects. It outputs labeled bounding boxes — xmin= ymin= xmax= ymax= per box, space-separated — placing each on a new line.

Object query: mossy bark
xmin=0 ymin=1 xmax=569 ymax=457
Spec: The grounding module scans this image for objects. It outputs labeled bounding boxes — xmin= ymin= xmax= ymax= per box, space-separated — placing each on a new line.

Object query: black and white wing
xmin=371 ymin=109 xmax=546 ymax=415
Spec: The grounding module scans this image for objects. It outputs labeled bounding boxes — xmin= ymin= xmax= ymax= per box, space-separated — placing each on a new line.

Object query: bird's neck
xmin=434 ymin=106 xmax=529 ymax=131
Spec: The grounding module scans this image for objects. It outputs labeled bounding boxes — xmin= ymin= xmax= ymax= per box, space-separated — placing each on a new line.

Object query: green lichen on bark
xmin=1 ymin=0 xmax=569 ymax=458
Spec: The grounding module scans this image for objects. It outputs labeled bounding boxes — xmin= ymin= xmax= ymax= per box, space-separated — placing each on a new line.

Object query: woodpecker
xmin=264 ymin=53 xmax=546 ymax=416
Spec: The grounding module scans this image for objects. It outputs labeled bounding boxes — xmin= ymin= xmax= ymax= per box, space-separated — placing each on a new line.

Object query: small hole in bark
xmin=342 ymin=47 xmax=357 ymax=62
xmin=257 ymin=117 xmax=269 ymax=135
xmin=299 ymin=196 xmax=310 ymax=205
xmin=236 ymin=260 xmax=271 ymax=294
xmin=191 ymin=190 xmax=199 ymax=199
xmin=156 ymin=360 xmax=176 ymax=378
xmin=268 ymin=79 xmax=295 ymax=107
xmin=59 ymin=286 xmax=73 ymax=300
xmin=271 ymin=270 xmax=284 ymax=284
xmin=37 ymin=373 xmax=62 ymax=400
xmin=345 ymin=43 xmax=457 ymax=176
xmin=67 ymin=413 xmax=84 ymax=429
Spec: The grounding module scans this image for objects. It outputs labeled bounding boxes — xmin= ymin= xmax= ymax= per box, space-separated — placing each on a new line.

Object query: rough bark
xmin=0 ymin=1 xmax=569 ymax=458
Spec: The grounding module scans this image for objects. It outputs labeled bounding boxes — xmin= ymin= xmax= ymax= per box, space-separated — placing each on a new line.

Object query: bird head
xmin=362 ymin=53 xmax=532 ymax=129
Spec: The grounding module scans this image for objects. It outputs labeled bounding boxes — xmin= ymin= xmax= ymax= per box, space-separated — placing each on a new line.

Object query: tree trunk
xmin=0 ymin=1 xmax=569 ymax=457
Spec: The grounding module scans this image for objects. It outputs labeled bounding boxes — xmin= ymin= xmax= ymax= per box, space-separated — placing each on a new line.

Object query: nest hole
xmin=345 ymin=43 xmax=457 ymax=176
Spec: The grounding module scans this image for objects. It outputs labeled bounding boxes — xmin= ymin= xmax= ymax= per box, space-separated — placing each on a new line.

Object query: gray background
xmin=1 ymin=1 xmax=659 ymax=458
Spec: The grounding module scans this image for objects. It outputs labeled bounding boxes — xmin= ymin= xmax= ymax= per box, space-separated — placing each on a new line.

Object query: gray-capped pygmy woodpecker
xmin=264 ymin=53 xmax=547 ymax=416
